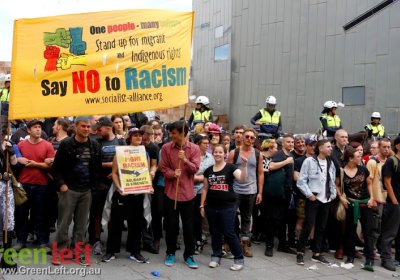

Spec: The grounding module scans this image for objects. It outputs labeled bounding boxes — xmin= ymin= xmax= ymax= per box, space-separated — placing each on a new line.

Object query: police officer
xmin=250 ymin=96 xmax=282 ymax=137
xmin=188 ymin=96 xmax=213 ymax=128
xmin=319 ymin=101 xmax=342 ymax=138
xmin=365 ymin=112 xmax=386 ymax=138
xmin=0 ymin=74 xmax=10 ymax=127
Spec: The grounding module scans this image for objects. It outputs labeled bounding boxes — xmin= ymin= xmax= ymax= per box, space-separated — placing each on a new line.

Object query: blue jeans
xmin=206 ymin=206 xmax=243 ymax=260
xmin=15 ymin=184 xmax=49 ymax=245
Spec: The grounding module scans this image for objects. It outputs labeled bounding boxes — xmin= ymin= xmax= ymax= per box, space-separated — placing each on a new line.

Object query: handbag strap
xmin=340 ymin=167 xmax=344 ymax=195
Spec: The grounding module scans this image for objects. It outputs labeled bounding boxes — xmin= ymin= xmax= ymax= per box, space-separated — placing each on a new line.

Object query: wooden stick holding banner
xmin=4 ymin=122 xmax=10 ymax=243
xmin=174 ymin=108 xmax=187 ymax=210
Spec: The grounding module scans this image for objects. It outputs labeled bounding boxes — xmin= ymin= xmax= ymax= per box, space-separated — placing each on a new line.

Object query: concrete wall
xmin=192 ymin=0 xmax=400 ymax=135
xmin=192 ymin=0 xmax=232 ymax=117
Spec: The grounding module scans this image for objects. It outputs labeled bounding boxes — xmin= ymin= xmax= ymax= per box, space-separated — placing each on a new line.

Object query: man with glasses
xmin=364 ymin=141 xmax=379 ymax=164
xmin=228 ymin=128 xmax=263 ymax=257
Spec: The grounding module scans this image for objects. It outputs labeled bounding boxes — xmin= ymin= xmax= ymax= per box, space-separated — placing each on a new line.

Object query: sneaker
xmin=311 ymin=254 xmax=330 ymax=264
xmin=79 ymin=256 xmax=91 ymax=266
xmin=92 ymin=241 xmax=103 ymax=256
xmin=184 ymin=256 xmax=199 ymax=269
xmin=230 ymin=259 xmax=244 ymax=271
xmin=382 ymin=260 xmax=396 ymax=271
xmin=362 ymin=259 xmax=374 ymax=272
xmin=12 ymin=242 xmax=25 ymax=252
xmin=264 ymin=246 xmax=273 ymax=257
xmin=27 ymin=233 xmax=36 ymax=243
xmin=38 ymin=243 xmax=52 ymax=255
xmin=251 ymin=234 xmax=261 ymax=245
xmin=194 ymin=240 xmax=204 ymax=255
xmin=296 ymin=253 xmax=304 ymax=265
xmin=101 ymin=253 xmax=115 ymax=263
xmin=164 ymin=254 xmax=176 ymax=267
xmin=222 ymin=251 xmax=234 ymax=259
xmin=129 ymin=253 xmax=148 ymax=263
xmin=142 ymin=244 xmax=158 ymax=254
xmin=52 ymin=257 xmax=62 ymax=266
xmin=209 ymin=256 xmax=220 ymax=268
xmin=49 ymin=224 xmax=56 ymax=233
xmin=277 ymin=246 xmax=297 ymax=255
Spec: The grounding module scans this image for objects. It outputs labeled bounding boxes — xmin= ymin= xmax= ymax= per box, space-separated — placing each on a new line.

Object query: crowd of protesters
xmin=0 ymin=111 xmax=399 ymax=274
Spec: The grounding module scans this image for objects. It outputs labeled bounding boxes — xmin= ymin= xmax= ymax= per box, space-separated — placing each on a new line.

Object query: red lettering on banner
xmin=72 ymin=70 xmax=100 ymax=93
xmin=72 ymin=71 xmax=85 ymax=93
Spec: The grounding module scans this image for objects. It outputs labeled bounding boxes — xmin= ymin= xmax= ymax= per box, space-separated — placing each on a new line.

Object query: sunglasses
xmin=244 ymin=135 xmax=256 ymax=140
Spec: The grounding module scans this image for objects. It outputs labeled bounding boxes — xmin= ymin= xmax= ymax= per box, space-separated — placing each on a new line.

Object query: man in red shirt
xmin=15 ymin=119 xmax=55 ymax=250
xmin=161 ymin=120 xmax=201 ymax=269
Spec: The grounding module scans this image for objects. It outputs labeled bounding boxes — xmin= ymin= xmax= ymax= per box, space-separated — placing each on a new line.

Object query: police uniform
xmin=250 ymin=109 xmax=282 ymax=134
xmin=320 ymin=113 xmax=342 ymax=137
xmin=365 ymin=123 xmax=385 ymax=138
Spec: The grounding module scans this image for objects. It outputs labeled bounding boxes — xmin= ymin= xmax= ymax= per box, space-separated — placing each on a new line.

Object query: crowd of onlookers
xmin=0 ymin=114 xmax=400 ymax=273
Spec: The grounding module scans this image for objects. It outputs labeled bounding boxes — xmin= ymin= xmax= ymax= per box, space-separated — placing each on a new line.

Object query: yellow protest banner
xmin=9 ymin=9 xmax=193 ymax=119
xmin=115 ymin=145 xmax=152 ymax=194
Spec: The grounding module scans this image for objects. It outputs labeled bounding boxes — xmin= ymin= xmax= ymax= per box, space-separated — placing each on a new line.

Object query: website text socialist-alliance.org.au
xmin=85 ymin=92 xmax=163 ymax=104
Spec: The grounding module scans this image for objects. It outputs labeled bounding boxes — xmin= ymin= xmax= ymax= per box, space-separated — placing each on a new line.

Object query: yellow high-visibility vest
xmin=192 ymin=109 xmax=211 ymax=122
xmin=259 ymin=109 xmax=280 ymax=125
xmin=0 ymin=88 xmax=9 ymax=102
xmin=365 ymin=123 xmax=385 ymax=137
xmin=320 ymin=114 xmax=341 ymax=129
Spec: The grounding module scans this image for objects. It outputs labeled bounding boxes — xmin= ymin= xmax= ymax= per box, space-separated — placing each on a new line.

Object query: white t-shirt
xmin=316 ymin=158 xmax=330 ymax=203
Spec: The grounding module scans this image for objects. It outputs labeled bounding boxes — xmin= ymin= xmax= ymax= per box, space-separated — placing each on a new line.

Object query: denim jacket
xmin=297 ymin=156 xmax=336 ymax=199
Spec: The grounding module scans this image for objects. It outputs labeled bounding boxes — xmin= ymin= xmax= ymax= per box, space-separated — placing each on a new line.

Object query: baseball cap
xmin=126 ymin=127 xmax=144 ymax=145
xmin=127 ymin=127 xmax=144 ymax=137
xmin=305 ymin=137 xmax=317 ymax=145
xmin=26 ymin=119 xmax=44 ymax=128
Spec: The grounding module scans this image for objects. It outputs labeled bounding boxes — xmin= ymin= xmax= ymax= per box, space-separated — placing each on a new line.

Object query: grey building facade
xmin=192 ymin=0 xmax=400 ymax=135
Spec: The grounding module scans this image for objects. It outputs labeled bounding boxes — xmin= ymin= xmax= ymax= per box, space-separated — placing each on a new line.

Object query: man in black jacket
xmin=52 ymin=116 xmax=102 ymax=265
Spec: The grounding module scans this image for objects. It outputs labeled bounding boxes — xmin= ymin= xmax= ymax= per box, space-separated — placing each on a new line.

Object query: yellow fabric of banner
xmin=10 ymin=9 xmax=193 ymax=119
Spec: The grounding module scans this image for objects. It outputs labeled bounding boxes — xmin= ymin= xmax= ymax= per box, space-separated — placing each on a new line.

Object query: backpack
xmin=233 ymin=147 xmax=260 ymax=173
xmin=263 ymin=168 xmax=286 ymax=199
xmin=390 ymin=155 xmax=399 ymax=173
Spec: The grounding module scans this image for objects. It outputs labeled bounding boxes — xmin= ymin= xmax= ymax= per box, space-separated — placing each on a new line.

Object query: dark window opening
xmin=342 ymin=86 xmax=365 ymax=106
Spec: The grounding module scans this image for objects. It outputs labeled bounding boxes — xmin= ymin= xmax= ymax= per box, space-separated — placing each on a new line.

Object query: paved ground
xmin=1 ymin=235 xmax=399 ymax=280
